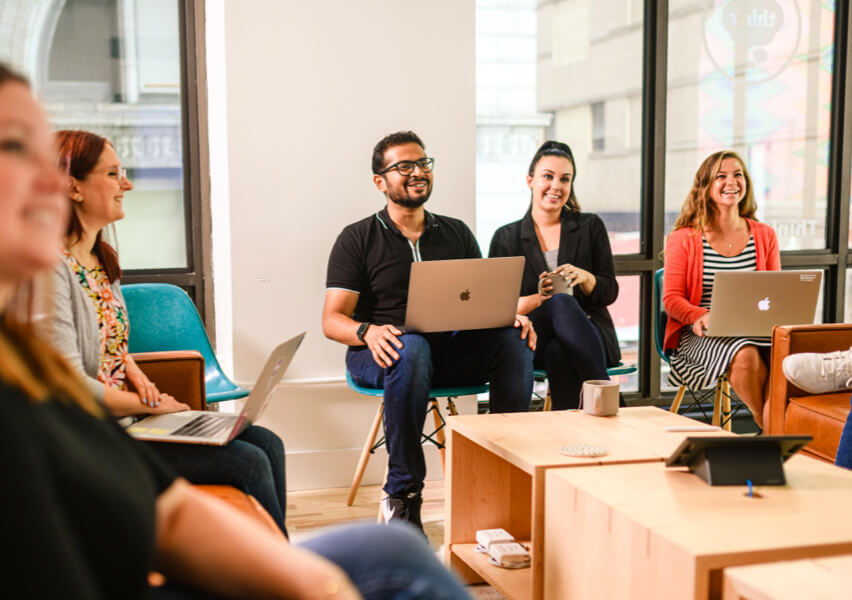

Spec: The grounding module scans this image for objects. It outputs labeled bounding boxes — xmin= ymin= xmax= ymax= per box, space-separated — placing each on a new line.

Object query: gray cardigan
xmin=35 ymin=257 xmax=125 ymax=401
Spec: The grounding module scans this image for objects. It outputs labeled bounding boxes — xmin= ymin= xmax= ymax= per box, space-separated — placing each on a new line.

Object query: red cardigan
xmin=662 ymin=219 xmax=781 ymax=351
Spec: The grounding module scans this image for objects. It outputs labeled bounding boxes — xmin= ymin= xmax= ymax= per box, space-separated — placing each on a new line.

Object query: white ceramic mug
xmin=579 ymin=380 xmax=619 ymax=416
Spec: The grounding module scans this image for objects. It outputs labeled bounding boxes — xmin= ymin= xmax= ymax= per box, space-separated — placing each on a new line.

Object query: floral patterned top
xmin=63 ymin=251 xmax=129 ymax=390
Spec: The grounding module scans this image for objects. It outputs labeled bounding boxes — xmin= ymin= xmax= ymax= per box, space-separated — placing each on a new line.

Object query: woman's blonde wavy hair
xmin=673 ymin=150 xmax=758 ymax=231
xmin=0 ymin=64 xmax=102 ymax=417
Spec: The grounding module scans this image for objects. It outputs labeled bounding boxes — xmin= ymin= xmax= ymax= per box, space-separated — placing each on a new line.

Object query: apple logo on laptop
xmin=459 ymin=289 xmax=471 ymax=301
xmin=758 ymin=297 xmax=770 ymax=311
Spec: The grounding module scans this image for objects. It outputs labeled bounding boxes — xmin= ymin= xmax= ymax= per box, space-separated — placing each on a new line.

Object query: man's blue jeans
xmin=836 ymin=395 xmax=852 ymax=469
xmin=347 ymin=327 xmax=534 ymax=496
xmin=530 ymin=294 xmax=609 ymax=410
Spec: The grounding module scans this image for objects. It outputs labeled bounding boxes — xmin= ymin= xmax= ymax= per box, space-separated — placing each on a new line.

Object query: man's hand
xmin=364 ymin=324 xmax=405 ymax=368
xmin=691 ymin=313 xmax=710 ymax=337
xmin=514 ymin=314 xmax=536 ymax=350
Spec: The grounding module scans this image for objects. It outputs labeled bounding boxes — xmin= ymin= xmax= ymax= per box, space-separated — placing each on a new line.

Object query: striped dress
xmin=668 ymin=236 xmax=771 ymax=390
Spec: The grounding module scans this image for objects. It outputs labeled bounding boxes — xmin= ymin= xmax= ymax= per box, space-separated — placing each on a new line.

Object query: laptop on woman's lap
xmin=127 ymin=333 xmax=305 ymax=445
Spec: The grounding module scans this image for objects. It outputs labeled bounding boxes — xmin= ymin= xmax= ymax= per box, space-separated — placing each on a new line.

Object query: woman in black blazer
xmin=489 ymin=141 xmax=620 ymax=409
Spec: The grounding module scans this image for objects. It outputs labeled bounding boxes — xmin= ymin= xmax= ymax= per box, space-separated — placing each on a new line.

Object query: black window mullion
xmin=825 ymin=0 xmax=852 ymax=323
xmin=637 ymin=0 xmax=668 ymax=404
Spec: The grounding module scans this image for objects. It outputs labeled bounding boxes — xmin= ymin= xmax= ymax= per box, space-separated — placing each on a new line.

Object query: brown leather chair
xmin=132 ymin=350 xmax=207 ymax=410
xmin=768 ymin=324 xmax=852 ymax=462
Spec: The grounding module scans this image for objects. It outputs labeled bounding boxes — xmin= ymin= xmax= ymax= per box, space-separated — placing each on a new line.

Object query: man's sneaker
xmin=782 ymin=346 xmax=852 ymax=394
xmin=380 ymin=485 xmax=423 ymax=531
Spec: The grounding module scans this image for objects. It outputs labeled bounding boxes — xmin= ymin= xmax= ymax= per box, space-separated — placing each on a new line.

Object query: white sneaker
xmin=782 ymin=346 xmax=852 ymax=394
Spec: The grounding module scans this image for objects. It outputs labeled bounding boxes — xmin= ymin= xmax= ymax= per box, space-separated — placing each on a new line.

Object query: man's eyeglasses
xmin=378 ymin=157 xmax=435 ymax=176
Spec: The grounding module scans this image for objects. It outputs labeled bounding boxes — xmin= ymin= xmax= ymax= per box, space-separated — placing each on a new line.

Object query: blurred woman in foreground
xmin=0 ymin=63 xmax=469 ymax=600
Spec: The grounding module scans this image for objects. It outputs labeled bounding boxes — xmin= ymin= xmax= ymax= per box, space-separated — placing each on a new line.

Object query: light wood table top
xmin=448 ymin=406 xmax=730 ymax=473
xmin=723 ymin=554 xmax=852 ymax=600
xmin=446 ymin=406 xmax=731 ymax=600
xmin=544 ymin=456 xmax=852 ymax=599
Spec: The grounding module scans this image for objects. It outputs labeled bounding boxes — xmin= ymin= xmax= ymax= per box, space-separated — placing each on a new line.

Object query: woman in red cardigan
xmin=663 ymin=150 xmax=780 ymax=429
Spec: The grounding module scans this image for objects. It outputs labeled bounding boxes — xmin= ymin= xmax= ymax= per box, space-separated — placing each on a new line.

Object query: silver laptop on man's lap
xmin=404 ymin=257 xmax=524 ymax=333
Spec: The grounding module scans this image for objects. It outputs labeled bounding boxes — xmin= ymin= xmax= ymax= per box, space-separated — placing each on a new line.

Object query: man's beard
xmin=387 ymin=180 xmax=431 ymax=208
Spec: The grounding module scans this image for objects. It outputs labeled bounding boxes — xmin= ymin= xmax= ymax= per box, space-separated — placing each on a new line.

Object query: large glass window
xmin=665 ymin=0 xmax=834 ymax=250
xmin=3 ymin=0 xmax=188 ymax=270
xmin=476 ymin=0 xmax=644 ymax=255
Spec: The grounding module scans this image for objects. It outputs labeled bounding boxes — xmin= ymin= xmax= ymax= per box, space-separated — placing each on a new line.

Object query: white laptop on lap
xmin=404 ymin=257 xmax=525 ymax=333
xmin=705 ymin=271 xmax=821 ymax=337
xmin=128 ymin=332 xmax=305 ymax=445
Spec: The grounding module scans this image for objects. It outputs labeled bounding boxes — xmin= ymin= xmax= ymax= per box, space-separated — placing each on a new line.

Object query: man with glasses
xmin=322 ymin=131 xmax=536 ymax=532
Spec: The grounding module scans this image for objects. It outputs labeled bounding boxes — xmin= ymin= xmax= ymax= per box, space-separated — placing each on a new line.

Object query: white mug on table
xmin=579 ymin=380 xmax=619 ymax=416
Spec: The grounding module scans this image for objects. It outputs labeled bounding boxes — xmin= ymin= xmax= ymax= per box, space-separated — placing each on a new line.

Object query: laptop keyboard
xmin=171 ymin=414 xmax=236 ymax=438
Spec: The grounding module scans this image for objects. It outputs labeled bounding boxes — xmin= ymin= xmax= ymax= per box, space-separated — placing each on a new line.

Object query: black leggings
xmin=531 ymin=294 xmax=610 ymax=410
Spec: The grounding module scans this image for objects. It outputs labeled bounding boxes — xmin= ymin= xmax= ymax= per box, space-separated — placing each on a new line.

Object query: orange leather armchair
xmin=132 ymin=350 xmax=207 ymax=410
xmin=768 ymin=324 xmax=852 ymax=462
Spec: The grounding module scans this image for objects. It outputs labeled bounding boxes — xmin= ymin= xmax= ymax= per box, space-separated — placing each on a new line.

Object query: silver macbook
xmin=706 ymin=271 xmax=821 ymax=337
xmin=404 ymin=257 xmax=524 ymax=333
xmin=128 ymin=332 xmax=305 ymax=445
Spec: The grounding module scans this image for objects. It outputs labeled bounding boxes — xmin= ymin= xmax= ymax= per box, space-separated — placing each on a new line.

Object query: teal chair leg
xmin=344 ymin=372 xmax=484 ymax=506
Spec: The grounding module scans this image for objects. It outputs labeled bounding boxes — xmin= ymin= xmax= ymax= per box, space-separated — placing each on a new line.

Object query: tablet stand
xmin=688 ymin=441 xmax=786 ymax=486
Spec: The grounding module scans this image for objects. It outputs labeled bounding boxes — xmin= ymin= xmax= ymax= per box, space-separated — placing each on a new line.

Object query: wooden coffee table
xmin=445 ymin=407 xmax=729 ymax=600
xmin=723 ymin=554 xmax=852 ymax=600
xmin=543 ymin=456 xmax=852 ymax=599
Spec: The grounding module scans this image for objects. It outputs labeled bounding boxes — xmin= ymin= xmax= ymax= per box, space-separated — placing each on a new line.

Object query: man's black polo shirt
xmin=326 ymin=206 xmax=481 ymax=326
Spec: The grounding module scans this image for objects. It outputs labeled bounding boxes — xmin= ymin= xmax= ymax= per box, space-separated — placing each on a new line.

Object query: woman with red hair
xmin=42 ymin=129 xmax=292 ymax=534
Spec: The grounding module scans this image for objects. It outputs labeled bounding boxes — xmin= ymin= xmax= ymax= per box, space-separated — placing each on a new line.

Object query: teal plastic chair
xmin=123 ymin=283 xmax=249 ymax=404
xmin=654 ymin=268 xmax=733 ymax=430
xmin=533 ymin=362 xmax=637 ymax=411
xmin=345 ymin=371 xmax=489 ymax=506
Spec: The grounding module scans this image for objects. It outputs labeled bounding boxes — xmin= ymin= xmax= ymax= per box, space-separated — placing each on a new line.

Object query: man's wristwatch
xmin=356 ymin=322 xmax=372 ymax=344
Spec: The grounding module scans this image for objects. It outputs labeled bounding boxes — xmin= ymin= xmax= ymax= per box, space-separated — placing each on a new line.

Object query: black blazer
xmin=489 ymin=208 xmax=621 ymax=367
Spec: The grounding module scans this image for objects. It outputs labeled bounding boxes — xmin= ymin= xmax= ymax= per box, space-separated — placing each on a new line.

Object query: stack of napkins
xmin=488 ymin=542 xmax=531 ymax=569
xmin=475 ymin=528 xmax=515 ymax=553
xmin=474 ymin=528 xmax=530 ymax=569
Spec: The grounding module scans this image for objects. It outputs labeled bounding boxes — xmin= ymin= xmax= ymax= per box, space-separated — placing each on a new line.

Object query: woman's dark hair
xmin=372 ymin=130 xmax=425 ymax=174
xmin=528 ymin=140 xmax=580 ymax=212
xmin=54 ymin=130 xmax=122 ymax=283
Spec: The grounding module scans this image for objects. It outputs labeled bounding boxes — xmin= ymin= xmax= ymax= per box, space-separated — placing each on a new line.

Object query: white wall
xmin=218 ymin=0 xmax=478 ymax=489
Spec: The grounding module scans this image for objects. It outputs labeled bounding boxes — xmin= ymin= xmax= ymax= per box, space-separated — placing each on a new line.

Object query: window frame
xmin=119 ymin=0 xmax=214 ymax=339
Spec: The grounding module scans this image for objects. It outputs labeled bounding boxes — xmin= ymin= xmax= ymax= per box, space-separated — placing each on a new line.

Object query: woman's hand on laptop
xmin=691 ymin=313 xmax=710 ymax=337
xmin=143 ymin=393 xmax=190 ymax=415
xmin=366 ymin=324 xmax=404 ymax=368
xmin=514 ymin=314 xmax=537 ymax=350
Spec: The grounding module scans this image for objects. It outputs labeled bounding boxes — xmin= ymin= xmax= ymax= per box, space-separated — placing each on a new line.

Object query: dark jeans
xmin=146 ymin=424 xmax=288 ymax=535
xmin=837 ymin=396 xmax=852 ymax=469
xmin=347 ymin=327 xmax=534 ymax=496
xmin=530 ymin=294 xmax=609 ymax=410
xmin=151 ymin=523 xmax=469 ymax=600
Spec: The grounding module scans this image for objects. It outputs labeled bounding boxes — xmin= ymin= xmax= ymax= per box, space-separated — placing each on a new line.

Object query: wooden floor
xmin=286 ymin=479 xmax=504 ymax=599
xmin=286 ymin=478 xmax=447 ymax=535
